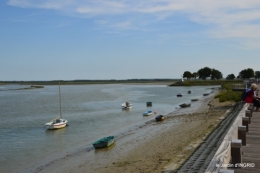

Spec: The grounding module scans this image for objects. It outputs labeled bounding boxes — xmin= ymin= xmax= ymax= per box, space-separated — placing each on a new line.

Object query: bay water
xmin=0 ymin=84 xmax=215 ymax=172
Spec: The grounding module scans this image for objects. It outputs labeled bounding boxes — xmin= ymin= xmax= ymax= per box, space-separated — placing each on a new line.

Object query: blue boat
xmin=93 ymin=136 xmax=115 ymax=149
xmin=143 ymin=110 xmax=153 ymax=116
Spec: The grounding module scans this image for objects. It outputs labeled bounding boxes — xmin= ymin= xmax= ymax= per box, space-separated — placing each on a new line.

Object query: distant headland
xmin=0 ymin=79 xmax=180 ymax=85
xmin=0 ymin=79 xmax=244 ymax=87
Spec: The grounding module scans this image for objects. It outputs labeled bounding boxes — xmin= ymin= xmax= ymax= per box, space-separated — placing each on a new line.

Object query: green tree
xmin=238 ymin=68 xmax=254 ymax=79
xmin=255 ymin=71 xmax=260 ymax=78
xmin=211 ymin=69 xmax=223 ymax=80
xmin=226 ymin=74 xmax=235 ymax=80
xmin=198 ymin=67 xmax=211 ymax=80
xmin=192 ymin=72 xmax=198 ymax=80
xmin=183 ymin=71 xmax=192 ymax=80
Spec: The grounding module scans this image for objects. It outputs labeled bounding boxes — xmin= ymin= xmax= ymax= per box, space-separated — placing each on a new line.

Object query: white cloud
xmin=240 ymin=39 xmax=260 ymax=49
xmin=112 ymin=21 xmax=133 ymax=29
xmin=7 ymin=0 xmax=260 ymax=49
xmin=76 ymin=1 xmax=126 ymax=15
xmin=8 ymin=0 xmax=71 ymax=9
xmin=95 ymin=20 xmax=108 ymax=25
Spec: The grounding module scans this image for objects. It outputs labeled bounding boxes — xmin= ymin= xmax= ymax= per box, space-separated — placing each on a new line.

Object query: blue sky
xmin=1 ymin=0 xmax=260 ymax=80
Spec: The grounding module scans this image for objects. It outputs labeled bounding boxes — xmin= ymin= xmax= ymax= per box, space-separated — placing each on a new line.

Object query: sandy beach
xmin=21 ymin=91 xmax=235 ymax=173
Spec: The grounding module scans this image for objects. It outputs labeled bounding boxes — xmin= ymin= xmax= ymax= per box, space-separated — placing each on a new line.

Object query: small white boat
xmin=122 ymin=102 xmax=132 ymax=109
xmin=143 ymin=110 xmax=153 ymax=116
xmin=45 ymin=82 xmax=68 ymax=130
xmin=177 ymin=93 xmax=183 ymax=97
xmin=45 ymin=117 xmax=68 ymax=130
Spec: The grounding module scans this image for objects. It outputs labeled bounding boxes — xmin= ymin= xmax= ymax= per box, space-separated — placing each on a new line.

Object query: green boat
xmin=93 ymin=136 xmax=115 ymax=149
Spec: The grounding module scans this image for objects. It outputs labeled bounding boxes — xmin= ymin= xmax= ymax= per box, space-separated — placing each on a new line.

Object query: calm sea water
xmin=0 ymin=84 xmax=215 ymax=172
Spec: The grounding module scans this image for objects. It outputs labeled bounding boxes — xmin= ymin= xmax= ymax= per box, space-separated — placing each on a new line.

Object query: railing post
xmin=245 ymin=110 xmax=251 ymax=124
xmin=231 ymin=139 xmax=242 ymax=165
xmin=242 ymin=117 xmax=249 ymax=132
xmin=238 ymin=126 xmax=247 ymax=146
xmin=248 ymin=104 xmax=253 ymax=117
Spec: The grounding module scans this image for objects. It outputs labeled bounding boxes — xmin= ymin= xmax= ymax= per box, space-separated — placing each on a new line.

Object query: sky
xmin=1 ymin=0 xmax=260 ymax=81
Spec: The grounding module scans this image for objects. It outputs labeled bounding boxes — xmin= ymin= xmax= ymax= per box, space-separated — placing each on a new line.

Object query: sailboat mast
xmin=59 ymin=81 xmax=62 ymax=118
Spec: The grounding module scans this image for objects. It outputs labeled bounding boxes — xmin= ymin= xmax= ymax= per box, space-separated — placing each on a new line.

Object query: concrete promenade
xmin=232 ymin=109 xmax=260 ymax=173
xmin=205 ymin=83 xmax=260 ymax=173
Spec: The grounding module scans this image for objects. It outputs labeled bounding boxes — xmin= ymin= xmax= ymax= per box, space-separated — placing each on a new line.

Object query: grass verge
xmin=215 ymin=83 xmax=243 ymax=102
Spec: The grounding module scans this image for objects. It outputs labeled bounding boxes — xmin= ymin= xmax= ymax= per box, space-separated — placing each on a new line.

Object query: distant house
xmin=248 ymin=78 xmax=254 ymax=83
xmin=245 ymin=78 xmax=258 ymax=88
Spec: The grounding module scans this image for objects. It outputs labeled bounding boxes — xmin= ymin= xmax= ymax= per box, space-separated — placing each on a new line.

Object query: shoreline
xmin=19 ymin=89 xmax=236 ymax=173
xmin=0 ymin=81 xmax=178 ymax=86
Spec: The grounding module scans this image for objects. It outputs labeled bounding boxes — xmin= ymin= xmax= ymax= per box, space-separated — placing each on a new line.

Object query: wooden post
xmin=231 ymin=139 xmax=242 ymax=165
xmin=248 ymin=103 xmax=253 ymax=110
xmin=245 ymin=110 xmax=251 ymax=124
xmin=248 ymin=104 xmax=253 ymax=117
xmin=242 ymin=117 xmax=249 ymax=132
xmin=238 ymin=126 xmax=247 ymax=146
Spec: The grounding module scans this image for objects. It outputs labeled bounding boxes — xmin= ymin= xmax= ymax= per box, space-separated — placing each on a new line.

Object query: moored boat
xmin=122 ymin=102 xmax=132 ymax=109
xmin=155 ymin=115 xmax=164 ymax=121
xmin=179 ymin=103 xmax=191 ymax=108
xmin=188 ymin=90 xmax=191 ymax=94
xmin=203 ymin=93 xmax=209 ymax=96
xmin=177 ymin=92 xmax=183 ymax=97
xmin=191 ymin=98 xmax=199 ymax=101
xmin=146 ymin=102 xmax=152 ymax=107
xmin=45 ymin=118 xmax=68 ymax=130
xmin=143 ymin=110 xmax=153 ymax=116
xmin=93 ymin=136 xmax=115 ymax=149
xmin=45 ymin=82 xmax=68 ymax=130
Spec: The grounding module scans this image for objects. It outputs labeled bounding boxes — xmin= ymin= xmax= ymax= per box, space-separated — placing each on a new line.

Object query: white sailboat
xmin=45 ymin=82 xmax=68 ymax=130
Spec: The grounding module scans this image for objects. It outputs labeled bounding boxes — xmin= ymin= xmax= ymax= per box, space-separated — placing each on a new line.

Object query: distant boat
xmin=191 ymin=98 xmax=199 ymax=101
xmin=146 ymin=102 xmax=152 ymax=107
xmin=188 ymin=90 xmax=191 ymax=94
xmin=155 ymin=115 xmax=164 ymax=121
xmin=143 ymin=110 xmax=153 ymax=116
xmin=93 ymin=136 xmax=115 ymax=149
xmin=179 ymin=103 xmax=191 ymax=108
xmin=177 ymin=93 xmax=183 ymax=97
xmin=31 ymin=85 xmax=44 ymax=88
xmin=45 ymin=82 xmax=68 ymax=130
xmin=122 ymin=102 xmax=132 ymax=109
xmin=203 ymin=93 xmax=209 ymax=96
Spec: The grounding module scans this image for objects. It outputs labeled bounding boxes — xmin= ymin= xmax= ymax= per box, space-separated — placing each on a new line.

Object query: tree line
xmin=183 ymin=67 xmax=260 ymax=80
